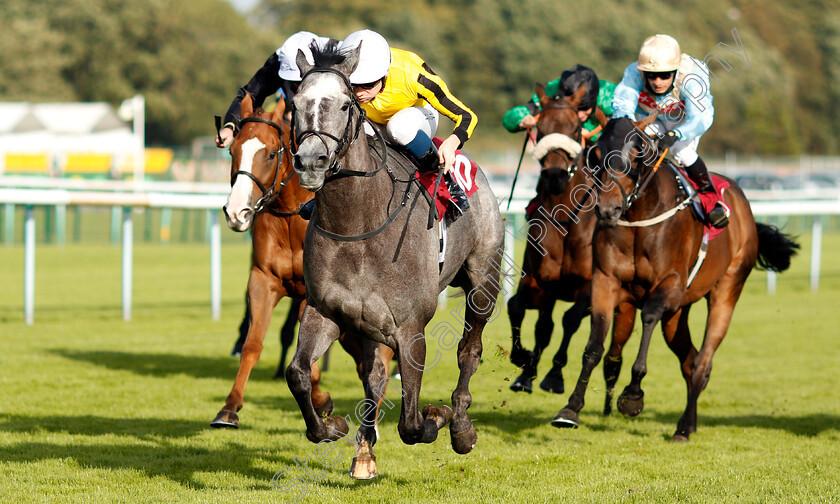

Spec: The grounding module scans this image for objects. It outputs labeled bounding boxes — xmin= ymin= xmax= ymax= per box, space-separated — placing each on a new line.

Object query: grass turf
xmin=0 ymin=232 xmax=838 ymax=503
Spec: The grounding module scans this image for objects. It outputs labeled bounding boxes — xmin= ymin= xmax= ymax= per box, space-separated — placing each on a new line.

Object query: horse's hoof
xmin=510 ymin=347 xmax=533 ymax=368
xmin=671 ymin=433 xmax=690 ymax=443
xmin=423 ymin=404 xmax=454 ymax=429
xmin=210 ymin=409 xmax=240 ymax=429
xmin=617 ymin=391 xmax=644 ymax=417
xmin=322 ymin=415 xmax=350 ymax=442
xmin=450 ymin=422 xmax=477 ymax=454
xmin=314 ymin=396 xmax=334 ymax=418
xmin=539 ymin=373 xmax=565 ymax=394
xmin=551 ymin=408 xmax=579 ymax=429
xmin=509 ymin=374 xmax=533 ymax=393
xmin=350 ymin=454 xmax=378 ymax=480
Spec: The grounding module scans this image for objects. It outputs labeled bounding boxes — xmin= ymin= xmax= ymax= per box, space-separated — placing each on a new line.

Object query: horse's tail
xmin=754 ymin=222 xmax=800 ymax=272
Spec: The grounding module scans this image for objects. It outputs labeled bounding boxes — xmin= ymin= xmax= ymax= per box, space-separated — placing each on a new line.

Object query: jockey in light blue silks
xmin=612 ymin=34 xmax=729 ymax=228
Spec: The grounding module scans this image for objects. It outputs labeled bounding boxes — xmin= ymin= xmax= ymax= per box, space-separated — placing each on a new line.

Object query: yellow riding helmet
xmin=637 ymin=34 xmax=681 ymax=72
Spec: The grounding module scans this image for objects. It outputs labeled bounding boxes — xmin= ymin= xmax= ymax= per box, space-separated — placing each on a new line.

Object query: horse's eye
xmin=268 ymin=151 xmax=276 ymax=160
xmin=340 ymin=102 xmax=350 ymax=112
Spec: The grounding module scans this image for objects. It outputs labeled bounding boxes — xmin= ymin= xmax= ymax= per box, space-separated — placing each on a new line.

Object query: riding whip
xmin=506 ymin=130 xmax=532 ymax=210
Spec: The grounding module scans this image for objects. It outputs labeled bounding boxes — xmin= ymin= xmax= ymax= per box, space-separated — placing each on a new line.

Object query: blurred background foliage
xmin=2 ymin=0 xmax=838 ymax=154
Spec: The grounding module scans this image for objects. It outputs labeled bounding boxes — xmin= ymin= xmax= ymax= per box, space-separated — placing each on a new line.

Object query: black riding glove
xmin=659 ymin=130 xmax=679 ymax=151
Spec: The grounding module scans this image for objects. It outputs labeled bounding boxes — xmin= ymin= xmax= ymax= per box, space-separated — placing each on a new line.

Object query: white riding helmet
xmin=637 ymin=34 xmax=682 ymax=72
xmin=342 ymin=29 xmax=391 ymax=85
xmin=276 ymin=31 xmax=323 ymax=81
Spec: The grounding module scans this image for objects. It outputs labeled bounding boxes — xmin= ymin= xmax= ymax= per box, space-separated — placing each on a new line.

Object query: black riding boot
xmin=684 ymin=157 xmax=728 ymax=228
xmin=414 ymin=144 xmax=470 ymax=221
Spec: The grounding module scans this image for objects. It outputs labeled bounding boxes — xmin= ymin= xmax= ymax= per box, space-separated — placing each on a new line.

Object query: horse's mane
xmin=598 ymin=117 xmax=636 ymax=152
xmin=310 ymin=39 xmax=347 ymax=68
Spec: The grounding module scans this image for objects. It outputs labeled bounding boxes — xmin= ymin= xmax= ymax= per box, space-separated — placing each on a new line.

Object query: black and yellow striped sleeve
xmin=416 ymin=63 xmax=478 ymax=147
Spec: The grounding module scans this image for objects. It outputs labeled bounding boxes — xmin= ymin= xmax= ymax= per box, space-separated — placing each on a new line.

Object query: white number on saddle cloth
xmin=450 ymin=154 xmax=474 ymax=192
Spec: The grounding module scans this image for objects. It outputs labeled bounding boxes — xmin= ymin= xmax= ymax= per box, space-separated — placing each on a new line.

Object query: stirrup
xmin=707 ymin=202 xmax=729 ymax=229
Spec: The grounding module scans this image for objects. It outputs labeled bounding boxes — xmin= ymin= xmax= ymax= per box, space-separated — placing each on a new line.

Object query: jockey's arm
xmin=611 ymin=63 xmax=644 ymax=120
xmin=218 ymin=52 xmax=286 ymax=146
xmin=674 ymin=60 xmax=714 ymax=142
xmin=416 ymin=65 xmax=478 ymax=167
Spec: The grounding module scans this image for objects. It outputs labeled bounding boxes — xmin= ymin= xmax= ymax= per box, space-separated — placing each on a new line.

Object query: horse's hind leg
xmin=676 ymin=276 xmax=745 ymax=440
xmin=661 ymin=306 xmax=698 ymax=441
xmin=286 ymin=303 xmax=346 ymax=443
xmin=231 ymin=292 xmax=250 ymax=357
xmin=541 ymin=291 xmax=589 ymax=394
xmin=274 ymin=298 xmax=301 ymax=379
xmin=211 ymin=272 xmax=280 ymax=428
xmin=603 ymin=302 xmax=636 ymax=416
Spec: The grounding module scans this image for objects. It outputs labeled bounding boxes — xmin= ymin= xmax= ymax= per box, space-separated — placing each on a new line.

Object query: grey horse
xmin=284 ymin=42 xmax=505 ymax=479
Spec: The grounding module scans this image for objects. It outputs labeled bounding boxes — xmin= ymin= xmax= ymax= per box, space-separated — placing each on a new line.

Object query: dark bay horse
xmin=287 ymin=44 xmax=504 ymax=479
xmin=552 ymin=117 xmax=798 ymax=440
xmin=212 ymin=95 xmax=394 ymax=428
xmin=509 ymin=83 xmax=637 ymax=401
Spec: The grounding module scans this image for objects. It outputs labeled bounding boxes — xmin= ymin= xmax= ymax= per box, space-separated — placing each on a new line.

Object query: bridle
xmin=230 ymin=116 xmax=295 ymax=215
xmin=534 ymin=103 xmax=585 ymax=175
xmin=291 ymin=67 xmax=385 ymax=180
xmin=290 ymin=66 xmax=415 ymax=242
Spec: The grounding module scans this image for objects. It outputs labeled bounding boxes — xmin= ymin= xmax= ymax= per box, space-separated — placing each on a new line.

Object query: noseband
xmin=231 ymin=116 xmax=295 ymax=214
xmin=535 ymin=104 xmax=584 ymax=175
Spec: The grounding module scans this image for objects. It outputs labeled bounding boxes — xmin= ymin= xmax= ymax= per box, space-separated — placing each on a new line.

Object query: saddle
xmin=667 ymin=163 xmax=730 ymax=241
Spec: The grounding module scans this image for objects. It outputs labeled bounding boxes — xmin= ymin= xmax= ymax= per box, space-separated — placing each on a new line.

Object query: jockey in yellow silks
xmin=342 ymin=29 xmax=477 ymax=220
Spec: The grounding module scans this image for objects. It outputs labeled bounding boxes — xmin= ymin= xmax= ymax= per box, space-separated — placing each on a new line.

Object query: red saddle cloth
xmin=680 ymin=170 xmax=731 ymax=241
xmin=414 ymin=137 xmax=480 ymax=221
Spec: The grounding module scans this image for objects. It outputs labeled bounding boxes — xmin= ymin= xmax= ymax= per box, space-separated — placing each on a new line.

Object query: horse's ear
xmin=566 ymin=84 xmax=586 ymax=109
xmin=633 ymin=110 xmax=659 ymax=133
xmin=271 ymin=96 xmax=286 ymax=122
xmin=536 ymin=83 xmax=550 ymax=108
xmin=296 ymin=49 xmax=313 ymax=77
xmin=241 ymin=94 xmax=254 ymax=119
xmin=339 ymin=43 xmax=361 ymax=78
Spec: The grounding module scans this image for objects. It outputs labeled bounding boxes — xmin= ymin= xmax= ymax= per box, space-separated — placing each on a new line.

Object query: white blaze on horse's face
xmin=293 ymin=75 xmax=350 ymax=191
xmin=225 ymin=137 xmax=266 ymax=232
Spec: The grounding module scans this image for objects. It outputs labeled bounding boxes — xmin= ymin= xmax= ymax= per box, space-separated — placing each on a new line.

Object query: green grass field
xmin=1 ymin=231 xmax=838 ymax=503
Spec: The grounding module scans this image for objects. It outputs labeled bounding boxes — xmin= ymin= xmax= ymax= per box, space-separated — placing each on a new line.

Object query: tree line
xmin=3 ymin=0 xmax=838 ymax=154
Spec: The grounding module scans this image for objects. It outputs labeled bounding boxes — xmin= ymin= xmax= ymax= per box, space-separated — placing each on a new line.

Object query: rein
xmin=614 ymin=148 xmax=696 ymax=228
xmin=231 ymin=116 xmax=295 ymax=215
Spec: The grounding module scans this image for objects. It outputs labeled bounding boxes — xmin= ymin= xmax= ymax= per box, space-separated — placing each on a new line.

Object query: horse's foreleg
xmin=603 ymin=302 xmax=636 ymax=416
xmin=661 ymin=306 xmax=698 ymax=441
xmin=349 ymin=338 xmax=389 ymax=480
xmin=507 ymin=290 xmax=531 ymax=368
xmin=286 ymin=303 xmax=344 ymax=443
xmin=542 ymin=290 xmax=590 ymax=394
xmin=274 ymin=298 xmax=302 ymax=379
xmin=552 ymin=275 xmax=618 ymax=429
xmin=211 ymin=272 xmax=280 ymax=428
xmin=617 ymin=276 xmax=682 ymax=418
xmin=512 ymin=299 xmax=555 ymax=394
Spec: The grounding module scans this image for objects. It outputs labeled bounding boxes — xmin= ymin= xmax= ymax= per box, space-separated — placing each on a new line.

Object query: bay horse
xmin=552 ymin=117 xmax=798 ymax=440
xmin=211 ymin=94 xmax=394 ymax=428
xmin=509 ymin=83 xmax=637 ymax=403
xmin=286 ymin=43 xmax=504 ymax=479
